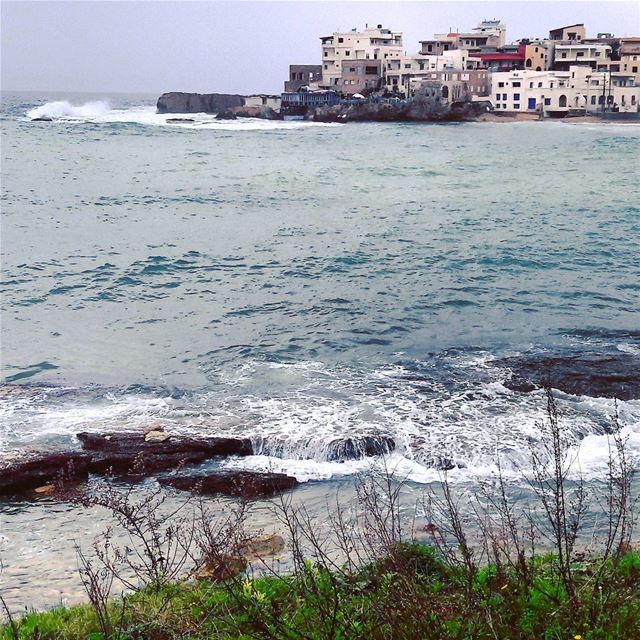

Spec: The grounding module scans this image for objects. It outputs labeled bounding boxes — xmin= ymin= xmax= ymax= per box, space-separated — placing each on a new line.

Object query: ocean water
xmin=1 ymin=93 xmax=640 ymax=607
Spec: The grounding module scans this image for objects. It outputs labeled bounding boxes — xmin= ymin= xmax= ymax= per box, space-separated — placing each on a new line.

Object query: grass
xmin=3 ymin=544 xmax=639 ymax=640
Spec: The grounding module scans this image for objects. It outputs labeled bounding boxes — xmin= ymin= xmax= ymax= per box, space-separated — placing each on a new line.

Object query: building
xmin=280 ymin=90 xmax=340 ymax=116
xmin=549 ymin=23 xmax=586 ymax=41
xmin=244 ymin=95 xmax=282 ymax=110
xmin=284 ymin=65 xmax=323 ymax=92
xmin=553 ymin=43 xmax=612 ymax=71
xmin=336 ymin=59 xmax=382 ymax=94
xmin=412 ymin=69 xmax=490 ymax=103
xmin=523 ymin=42 xmax=551 ymax=71
xmin=490 ymin=65 xmax=639 ymax=116
xmin=319 ymin=24 xmax=403 ymax=90
xmin=620 ymin=38 xmax=640 ymax=84
xmin=473 ymin=43 xmax=526 ymax=72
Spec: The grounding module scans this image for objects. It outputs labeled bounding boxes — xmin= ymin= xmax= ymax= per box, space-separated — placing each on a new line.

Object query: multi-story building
xmin=319 ymin=24 xmax=403 ymax=91
xmin=549 ymin=23 xmax=586 ymax=42
xmin=523 ymin=42 xmax=551 ymax=71
xmin=490 ymin=65 xmax=639 ymax=115
xmin=411 ymin=69 xmax=490 ymax=103
xmin=620 ymin=38 xmax=640 ymax=84
xmin=284 ymin=65 xmax=323 ymax=92
xmin=553 ymin=43 xmax=612 ymax=71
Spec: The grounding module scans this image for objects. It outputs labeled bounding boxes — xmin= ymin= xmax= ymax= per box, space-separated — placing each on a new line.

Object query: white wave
xmin=25 ymin=100 xmax=344 ymax=131
xmin=617 ymin=342 xmax=640 ymax=355
xmin=27 ymin=100 xmax=111 ymax=120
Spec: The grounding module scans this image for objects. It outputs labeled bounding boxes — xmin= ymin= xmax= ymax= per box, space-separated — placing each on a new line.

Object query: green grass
xmin=3 ymin=545 xmax=639 ymax=640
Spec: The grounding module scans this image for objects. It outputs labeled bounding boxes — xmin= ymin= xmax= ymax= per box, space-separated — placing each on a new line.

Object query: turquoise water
xmin=1 ymin=92 xmax=640 ymax=610
xmin=1 ymin=93 xmax=639 ymax=479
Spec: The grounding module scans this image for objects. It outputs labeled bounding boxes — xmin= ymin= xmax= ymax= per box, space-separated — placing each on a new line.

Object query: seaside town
xmin=276 ymin=18 xmax=640 ymax=119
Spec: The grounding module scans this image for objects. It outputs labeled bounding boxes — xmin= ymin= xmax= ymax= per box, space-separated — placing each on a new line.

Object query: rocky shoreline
xmin=0 ymin=427 xmax=396 ymax=501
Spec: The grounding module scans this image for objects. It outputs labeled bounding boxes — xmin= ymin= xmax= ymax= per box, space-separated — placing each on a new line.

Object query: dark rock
xmin=501 ymin=352 xmax=640 ymax=400
xmin=157 ymin=92 xmax=245 ymax=114
xmin=228 ymin=105 xmax=281 ymax=120
xmin=326 ymin=436 xmax=396 ymax=462
xmin=166 ymin=117 xmax=195 ymax=123
xmin=76 ymin=432 xmax=253 ymax=457
xmin=0 ymin=452 xmax=91 ymax=495
xmin=31 ymin=116 xmax=53 ymax=122
xmin=215 ymin=109 xmax=238 ymax=120
xmin=159 ymin=470 xmax=299 ymax=499
xmin=88 ymin=451 xmax=210 ymax=477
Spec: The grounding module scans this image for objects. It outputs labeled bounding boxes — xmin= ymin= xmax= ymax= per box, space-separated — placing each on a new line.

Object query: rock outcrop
xmin=0 ymin=452 xmax=91 ymax=495
xmin=157 ymin=92 xmax=245 ymax=114
xmin=159 ymin=470 xmax=299 ymax=499
xmin=216 ymin=105 xmax=281 ymax=120
xmin=76 ymin=432 xmax=253 ymax=457
xmin=326 ymin=436 xmax=396 ymax=462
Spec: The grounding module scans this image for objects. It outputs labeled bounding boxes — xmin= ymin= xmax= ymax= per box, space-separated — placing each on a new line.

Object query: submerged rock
xmin=502 ymin=352 xmax=640 ymax=400
xmin=158 ymin=470 xmax=299 ymax=499
xmin=195 ymin=554 xmax=247 ymax=582
xmin=76 ymin=432 xmax=253 ymax=456
xmin=215 ymin=109 xmax=238 ymax=120
xmin=235 ymin=534 xmax=285 ymax=559
xmin=326 ymin=436 xmax=396 ymax=462
xmin=0 ymin=452 xmax=91 ymax=495
xmin=31 ymin=116 xmax=53 ymax=122
xmin=165 ymin=117 xmax=195 ymax=123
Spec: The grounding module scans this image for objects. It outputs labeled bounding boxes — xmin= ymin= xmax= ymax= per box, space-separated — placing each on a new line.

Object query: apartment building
xmin=491 ymin=65 xmax=639 ymax=115
xmin=549 ymin=23 xmax=586 ymax=42
xmin=319 ymin=24 xmax=403 ymax=90
xmin=620 ymin=38 xmax=640 ymax=85
xmin=284 ymin=65 xmax=323 ymax=92
xmin=553 ymin=43 xmax=612 ymax=71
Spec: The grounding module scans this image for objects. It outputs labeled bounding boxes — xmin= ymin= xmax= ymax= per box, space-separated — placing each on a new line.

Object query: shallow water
xmin=1 ymin=92 xmax=639 ymax=609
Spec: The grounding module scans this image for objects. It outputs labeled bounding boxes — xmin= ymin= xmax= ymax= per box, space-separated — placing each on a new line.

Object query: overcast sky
xmin=2 ymin=1 xmax=639 ymax=95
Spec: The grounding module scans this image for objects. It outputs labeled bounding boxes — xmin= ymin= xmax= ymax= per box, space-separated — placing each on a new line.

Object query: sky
xmin=2 ymin=1 xmax=639 ymax=95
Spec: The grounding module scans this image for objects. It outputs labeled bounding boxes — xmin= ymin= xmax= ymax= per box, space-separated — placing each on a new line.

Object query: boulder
xmin=215 ymin=109 xmax=238 ymax=120
xmin=157 ymin=92 xmax=245 ymax=114
xmin=76 ymin=432 xmax=253 ymax=457
xmin=165 ymin=118 xmax=195 ymax=123
xmin=0 ymin=452 xmax=91 ymax=495
xmin=236 ymin=534 xmax=285 ymax=559
xmin=159 ymin=470 xmax=299 ymax=499
xmin=195 ymin=554 xmax=247 ymax=582
xmin=145 ymin=430 xmax=170 ymax=443
xmin=31 ymin=117 xmax=53 ymax=122
xmin=326 ymin=436 xmax=395 ymax=462
xmin=229 ymin=105 xmax=281 ymax=120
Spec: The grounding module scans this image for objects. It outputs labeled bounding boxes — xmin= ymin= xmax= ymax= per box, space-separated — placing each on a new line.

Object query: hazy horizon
xmin=2 ymin=1 xmax=639 ymax=95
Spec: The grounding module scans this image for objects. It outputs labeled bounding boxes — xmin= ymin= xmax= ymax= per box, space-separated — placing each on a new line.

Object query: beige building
xmin=620 ymin=38 xmax=640 ymax=85
xmin=549 ymin=23 xmax=586 ymax=42
xmin=319 ymin=24 xmax=403 ymax=89
xmin=553 ymin=43 xmax=612 ymax=71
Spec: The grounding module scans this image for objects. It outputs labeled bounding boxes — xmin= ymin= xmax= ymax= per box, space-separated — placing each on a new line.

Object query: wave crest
xmin=27 ymin=100 xmax=111 ymax=120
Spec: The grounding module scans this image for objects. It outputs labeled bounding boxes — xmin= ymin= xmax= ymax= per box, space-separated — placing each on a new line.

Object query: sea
xmin=1 ymin=92 xmax=639 ymax=609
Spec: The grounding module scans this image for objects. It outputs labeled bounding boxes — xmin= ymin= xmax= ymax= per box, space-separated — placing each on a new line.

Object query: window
xmin=595 ymin=52 xmax=600 ymax=57
xmin=513 ymin=93 xmax=520 ymax=101
xmin=544 ymin=98 xmax=551 ymax=105
xmin=502 ymin=93 xmax=507 ymax=100
xmin=346 ymin=51 xmax=350 ymax=56
xmin=324 ymin=51 xmax=328 ymax=57
xmin=427 ymin=44 xmax=433 ymax=52
xmin=561 ymin=52 xmax=567 ymax=58
xmin=514 ymin=103 xmax=520 ymax=109
xmin=404 ymin=64 xmax=411 ymax=69
xmin=498 ymin=81 xmax=505 ymax=87
xmin=513 ymin=82 xmax=521 ymax=87
xmin=338 ymin=37 xmax=344 ymax=43
xmin=538 ymin=82 xmax=543 ymax=87
xmin=591 ymin=95 xmax=596 ymax=104
xmin=633 ymin=66 xmax=638 ymax=73
xmin=529 ymin=82 xmax=534 ymax=88
xmin=632 ymin=95 xmax=637 ymax=105
xmin=495 ymin=93 xmax=500 ymax=100
xmin=577 ymin=52 xmax=584 ymax=57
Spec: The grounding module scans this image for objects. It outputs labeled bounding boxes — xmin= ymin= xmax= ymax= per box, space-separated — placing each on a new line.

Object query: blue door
xmin=528 ymin=97 xmax=537 ymax=110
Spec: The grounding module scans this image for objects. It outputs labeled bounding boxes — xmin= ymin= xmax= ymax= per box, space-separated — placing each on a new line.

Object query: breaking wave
xmin=25 ymin=100 xmax=343 ymax=130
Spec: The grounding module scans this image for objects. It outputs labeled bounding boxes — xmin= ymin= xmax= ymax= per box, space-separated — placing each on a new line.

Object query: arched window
xmin=559 ymin=94 xmax=567 ymax=107
xmin=536 ymin=66 xmax=542 ymax=71
xmin=442 ymin=85 xmax=449 ymax=99
xmin=526 ymin=58 xmax=532 ymax=67
xmin=598 ymin=95 xmax=605 ymax=104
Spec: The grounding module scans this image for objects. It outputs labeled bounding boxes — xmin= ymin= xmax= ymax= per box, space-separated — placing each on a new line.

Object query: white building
xmin=491 ymin=65 xmax=639 ymax=115
xmin=319 ymin=24 xmax=403 ymax=89
xmin=553 ymin=43 xmax=612 ymax=70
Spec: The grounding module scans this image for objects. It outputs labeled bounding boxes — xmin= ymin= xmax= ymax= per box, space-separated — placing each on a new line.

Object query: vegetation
xmin=1 ymin=388 xmax=638 ymax=639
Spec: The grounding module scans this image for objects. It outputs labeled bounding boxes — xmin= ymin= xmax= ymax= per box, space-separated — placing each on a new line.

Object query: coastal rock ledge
xmin=157 ymin=92 xmax=245 ymax=114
